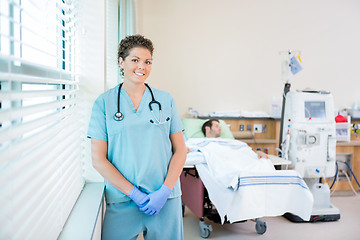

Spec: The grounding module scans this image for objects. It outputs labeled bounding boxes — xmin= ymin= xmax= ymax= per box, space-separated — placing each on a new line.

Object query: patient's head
xmin=202 ymin=119 xmax=221 ymax=138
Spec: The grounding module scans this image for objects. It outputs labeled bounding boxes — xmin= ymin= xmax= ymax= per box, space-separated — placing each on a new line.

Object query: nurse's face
xmin=119 ymin=47 xmax=152 ymax=84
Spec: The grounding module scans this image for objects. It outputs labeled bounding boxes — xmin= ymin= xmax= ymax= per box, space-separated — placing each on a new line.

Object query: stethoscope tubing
xmin=114 ymin=83 xmax=169 ymax=125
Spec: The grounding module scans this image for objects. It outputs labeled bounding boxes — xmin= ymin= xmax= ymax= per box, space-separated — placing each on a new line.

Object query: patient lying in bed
xmin=186 ymin=119 xmax=273 ymax=190
xmin=183 ymin=118 xmax=313 ymax=222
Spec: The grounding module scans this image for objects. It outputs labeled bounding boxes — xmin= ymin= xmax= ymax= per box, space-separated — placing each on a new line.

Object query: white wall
xmin=136 ymin=0 xmax=360 ymax=117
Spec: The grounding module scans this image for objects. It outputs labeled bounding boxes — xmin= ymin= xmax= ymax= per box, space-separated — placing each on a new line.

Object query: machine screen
xmin=305 ymin=101 xmax=326 ymax=118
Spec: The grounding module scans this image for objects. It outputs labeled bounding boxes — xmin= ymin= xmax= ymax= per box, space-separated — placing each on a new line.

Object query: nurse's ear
xmin=119 ymin=57 xmax=124 ymax=68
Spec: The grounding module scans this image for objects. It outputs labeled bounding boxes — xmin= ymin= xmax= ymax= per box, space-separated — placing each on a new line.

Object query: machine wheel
xmin=255 ymin=218 xmax=267 ymax=235
xmin=199 ymin=219 xmax=212 ymax=238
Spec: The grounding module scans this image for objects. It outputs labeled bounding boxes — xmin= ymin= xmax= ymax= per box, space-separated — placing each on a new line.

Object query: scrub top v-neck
xmin=87 ymin=84 xmax=184 ymax=203
xmin=122 ymin=86 xmax=145 ymax=114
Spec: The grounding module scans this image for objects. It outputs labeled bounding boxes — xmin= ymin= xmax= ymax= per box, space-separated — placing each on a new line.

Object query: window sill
xmin=59 ymin=182 xmax=105 ymax=240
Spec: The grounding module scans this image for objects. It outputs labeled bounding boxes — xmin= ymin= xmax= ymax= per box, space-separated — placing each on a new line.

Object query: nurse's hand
xmin=128 ymin=186 xmax=149 ymax=208
xmin=139 ymin=184 xmax=172 ymax=216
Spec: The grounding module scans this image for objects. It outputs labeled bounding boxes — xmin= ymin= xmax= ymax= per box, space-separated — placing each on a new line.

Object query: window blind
xmin=105 ymin=0 xmax=120 ymax=90
xmin=119 ymin=0 xmax=136 ymax=40
xmin=0 ymin=0 xmax=84 ymax=239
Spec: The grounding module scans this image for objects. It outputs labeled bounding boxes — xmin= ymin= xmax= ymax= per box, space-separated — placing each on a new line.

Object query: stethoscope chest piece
xmin=114 ymin=112 xmax=124 ymax=121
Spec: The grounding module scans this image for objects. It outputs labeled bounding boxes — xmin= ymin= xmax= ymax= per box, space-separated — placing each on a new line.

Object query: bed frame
xmin=180 ymin=166 xmax=267 ymax=238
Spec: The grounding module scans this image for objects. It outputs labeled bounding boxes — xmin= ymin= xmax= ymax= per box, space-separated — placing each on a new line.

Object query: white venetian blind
xmin=0 ymin=0 xmax=84 ymax=239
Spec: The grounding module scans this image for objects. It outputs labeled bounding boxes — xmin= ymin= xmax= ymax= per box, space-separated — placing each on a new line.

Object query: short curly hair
xmin=118 ymin=34 xmax=154 ymax=63
xmin=201 ymin=119 xmax=219 ymax=136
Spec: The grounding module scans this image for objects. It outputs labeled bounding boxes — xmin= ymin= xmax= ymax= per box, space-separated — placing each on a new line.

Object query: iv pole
xmin=278 ymin=50 xmax=301 ymax=157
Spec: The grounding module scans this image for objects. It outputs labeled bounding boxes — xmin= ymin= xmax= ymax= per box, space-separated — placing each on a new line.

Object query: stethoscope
xmin=114 ymin=83 xmax=170 ymax=125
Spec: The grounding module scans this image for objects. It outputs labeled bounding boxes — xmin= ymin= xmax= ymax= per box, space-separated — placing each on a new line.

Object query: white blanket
xmin=185 ymin=138 xmax=313 ymax=223
xmin=186 ymin=138 xmax=275 ymax=190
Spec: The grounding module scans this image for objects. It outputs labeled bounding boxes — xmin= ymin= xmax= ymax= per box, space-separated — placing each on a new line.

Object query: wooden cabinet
xmin=334 ymin=120 xmax=360 ymax=191
xmin=334 ymin=142 xmax=360 ymax=191
xmin=221 ymin=118 xmax=280 ymax=155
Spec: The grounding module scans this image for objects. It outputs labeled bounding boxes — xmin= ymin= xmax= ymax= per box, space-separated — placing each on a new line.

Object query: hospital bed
xmin=180 ymin=118 xmax=313 ymax=238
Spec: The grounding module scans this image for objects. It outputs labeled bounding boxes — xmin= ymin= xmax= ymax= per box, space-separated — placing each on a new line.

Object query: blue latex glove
xmin=139 ymin=184 xmax=172 ymax=216
xmin=128 ymin=186 xmax=149 ymax=208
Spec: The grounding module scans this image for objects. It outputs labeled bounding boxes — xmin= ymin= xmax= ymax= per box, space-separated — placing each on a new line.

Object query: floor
xmin=182 ymin=191 xmax=360 ymax=240
xmin=137 ymin=191 xmax=360 ymax=240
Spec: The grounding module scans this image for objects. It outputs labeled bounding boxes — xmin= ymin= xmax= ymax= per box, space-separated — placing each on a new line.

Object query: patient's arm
xmin=256 ymin=150 xmax=269 ymax=159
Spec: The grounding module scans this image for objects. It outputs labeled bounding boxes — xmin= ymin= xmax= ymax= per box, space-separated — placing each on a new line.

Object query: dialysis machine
xmin=281 ymin=89 xmax=340 ymax=222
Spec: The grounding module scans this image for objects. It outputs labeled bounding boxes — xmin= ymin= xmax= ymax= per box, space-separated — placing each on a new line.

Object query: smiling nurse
xmin=87 ymin=35 xmax=187 ymax=240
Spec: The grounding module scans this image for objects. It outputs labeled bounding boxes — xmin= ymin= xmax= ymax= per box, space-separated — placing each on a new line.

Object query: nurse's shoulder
xmin=91 ymin=84 xmax=120 ymax=114
xmin=150 ymin=87 xmax=174 ymax=103
xmin=96 ymin=84 xmax=119 ymax=102
xmin=92 ymin=84 xmax=119 ymax=104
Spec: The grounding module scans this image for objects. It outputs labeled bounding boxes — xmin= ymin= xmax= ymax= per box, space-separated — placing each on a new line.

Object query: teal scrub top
xmin=87 ymin=84 xmax=184 ymax=203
